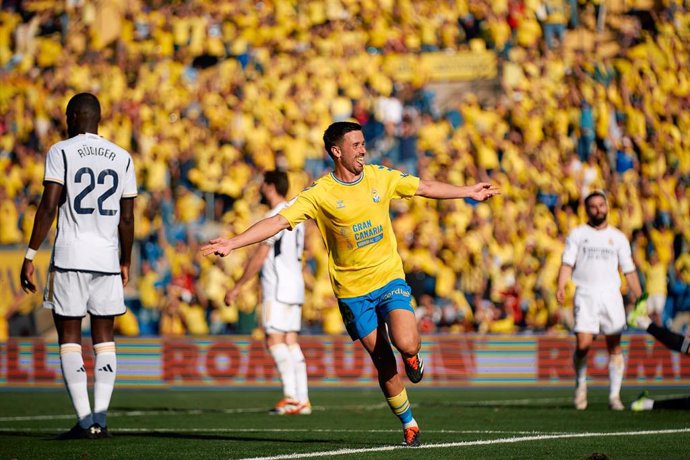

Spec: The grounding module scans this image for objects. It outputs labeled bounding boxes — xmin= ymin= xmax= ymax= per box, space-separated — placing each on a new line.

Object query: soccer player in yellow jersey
xmin=201 ymin=122 xmax=500 ymax=447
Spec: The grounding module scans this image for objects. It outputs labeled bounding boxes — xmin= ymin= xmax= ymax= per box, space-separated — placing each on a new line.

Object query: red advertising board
xmin=1 ymin=334 xmax=688 ymax=388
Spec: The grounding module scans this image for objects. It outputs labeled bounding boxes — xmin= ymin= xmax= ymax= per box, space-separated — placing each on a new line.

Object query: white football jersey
xmin=261 ymin=200 xmax=305 ymax=304
xmin=44 ymin=133 xmax=137 ymax=273
xmin=561 ymin=224 xmax=635 ymax=290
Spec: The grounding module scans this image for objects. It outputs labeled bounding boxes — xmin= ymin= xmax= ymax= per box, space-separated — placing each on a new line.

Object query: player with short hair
xmin=20 ymin=93 xmax=137 ymax=439
xmin=627 ymin=296 xmax=690 ymax=410
xmin=556 ymin=190 xmax=642 ymax=411
xmin=202 ymin=121 xmax=500 ymax=446
xmin=224 ymin=170 xmax=310 ymax=415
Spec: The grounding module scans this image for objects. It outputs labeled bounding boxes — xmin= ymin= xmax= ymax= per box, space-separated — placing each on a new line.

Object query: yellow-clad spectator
xmin=640 ymin=251 xmax=668 ymax=325
xmin=115 ymin=309 xmax=140 ymax=337
xmin=0 ymin=186 xmax=22 ymax=244
xmin=160 ymin=293 xmax=186 ymax=336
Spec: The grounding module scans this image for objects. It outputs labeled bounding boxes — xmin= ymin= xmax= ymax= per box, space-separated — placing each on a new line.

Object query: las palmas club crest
xmin=371 ymin=189 xmax=381 ymax=203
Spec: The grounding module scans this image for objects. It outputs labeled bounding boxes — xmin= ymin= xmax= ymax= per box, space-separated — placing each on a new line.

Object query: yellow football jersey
xmin=280 ymin=165 xmax=420 ymax=298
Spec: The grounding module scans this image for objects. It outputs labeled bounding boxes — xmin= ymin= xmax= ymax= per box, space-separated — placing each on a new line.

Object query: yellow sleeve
xmin=388 ymin=169 xmax=420 ymax=199
xmin=278 ymin=187 xmax=319 ymax=229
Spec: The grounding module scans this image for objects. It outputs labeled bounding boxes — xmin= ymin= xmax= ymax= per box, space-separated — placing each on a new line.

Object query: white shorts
xmin=646 ymin=294 xmax=666 ymax=316
xmin=262 ymin=299 xmax=302 ymax=334
xmin=43 ymin=268 xmax=126 ymax=317
xmin=573 ymin=288 xmax=625 ymax=335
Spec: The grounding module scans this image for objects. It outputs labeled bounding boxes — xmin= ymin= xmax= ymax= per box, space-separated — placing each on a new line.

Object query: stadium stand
xmin=0 ymin=0 xmax=688 ymax=340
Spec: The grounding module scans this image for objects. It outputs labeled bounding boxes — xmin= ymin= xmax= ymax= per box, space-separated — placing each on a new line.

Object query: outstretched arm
xmin=200 ymin=214 xmax=290 ymax=257
xmin=415 ymin=180 xmax=500 ymax=201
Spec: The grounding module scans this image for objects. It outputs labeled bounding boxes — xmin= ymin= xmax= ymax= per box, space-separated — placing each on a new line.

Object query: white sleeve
xmin=122 ymin=156 xmax=138 ymax=198
xmin=44 ymin=145 xmax=65 ymax=184
xmin=617 ymin=232 xmax=635 ymax=273
xmin=561 ymin=230 xmax=579 ymax=266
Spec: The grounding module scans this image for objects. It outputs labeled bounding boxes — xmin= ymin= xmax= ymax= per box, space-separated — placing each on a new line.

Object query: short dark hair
xmin=584 ymin=190 xmax=608 ymax=207
xmin=66 ymin=92 xmax=101 ymax=121
xmin=323 ymin=121 xmax=362 ymax=159
xmin=264 ymin=170 xmax=289 ymax=197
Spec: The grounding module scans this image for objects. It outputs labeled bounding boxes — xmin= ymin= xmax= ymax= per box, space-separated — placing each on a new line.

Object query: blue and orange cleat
xmin=403 ymin=425 xmax=421 ymax=447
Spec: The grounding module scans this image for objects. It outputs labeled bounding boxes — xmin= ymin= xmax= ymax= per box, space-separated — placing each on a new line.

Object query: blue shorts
xmin=337 ymin=279 xmax=415 ymax=341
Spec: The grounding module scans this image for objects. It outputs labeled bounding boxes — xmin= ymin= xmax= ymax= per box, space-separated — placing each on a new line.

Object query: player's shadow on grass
xmin=124 ymin=432 xmax=334 ymax=443
xmin=0 ymin=430 xmax=99 ymax=442
xmin=0 ymin=430 xmax=51 ymax=440
xmin=0 ymin=430 xmax=335 ymax=444
xmin=109 ymin=406 xmax=267 ymax=414
xmin=111 ymin=406 xmax=217 ymax=411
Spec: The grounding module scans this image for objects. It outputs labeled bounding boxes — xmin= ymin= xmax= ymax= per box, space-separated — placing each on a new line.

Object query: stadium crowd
xmin=1 ymin=0 xmax=689 ymax=340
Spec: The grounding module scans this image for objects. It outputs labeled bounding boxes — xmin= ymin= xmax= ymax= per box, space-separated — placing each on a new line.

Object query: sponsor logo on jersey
xmin=352 ymin=220 xmax=384 ymax=248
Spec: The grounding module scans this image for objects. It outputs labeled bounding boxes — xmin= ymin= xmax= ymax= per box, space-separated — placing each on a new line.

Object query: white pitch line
xmin=0 ymin=427 xmax=552 ymax=435
xmin=454 ymin=397 xmax=571 ymax=406
xmin=238 ymin=428 xmax=690 ymax=460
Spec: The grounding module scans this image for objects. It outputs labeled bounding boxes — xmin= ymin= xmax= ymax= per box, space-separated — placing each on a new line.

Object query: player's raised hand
xmin=469 ymin=183 xmax=501 ymax=201
xmin=20 ymin=260 xmax=36 ymax=294
xmin=201 ymin=238 xmax=233 ymax=257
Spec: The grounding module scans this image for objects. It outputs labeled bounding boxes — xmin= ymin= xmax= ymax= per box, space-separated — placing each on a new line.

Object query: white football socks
xmin=60 ymin=343 xmax=93 ymax=428
xmin=269 ymin=343 xmax=296 ymax=400
xmin=93 ymin=342 xmax=117 ymax=427
xmin=289 ymin=343 xmax=309 ymax=403
xmin=609 ymin=353 xmax=625 ymax=400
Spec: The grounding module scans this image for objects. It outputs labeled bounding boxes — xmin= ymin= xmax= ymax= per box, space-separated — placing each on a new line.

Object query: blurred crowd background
xmin=1 ymin=0 xmax=689 ymax=341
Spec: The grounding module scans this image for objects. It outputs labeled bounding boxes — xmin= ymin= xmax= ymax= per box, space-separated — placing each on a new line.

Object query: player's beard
xmin=589 ymin=213 xmax=607 ymax=227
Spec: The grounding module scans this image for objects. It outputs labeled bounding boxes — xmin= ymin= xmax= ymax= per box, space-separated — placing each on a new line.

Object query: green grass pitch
xmin=1 ymin=388 xmax=689 ymax=459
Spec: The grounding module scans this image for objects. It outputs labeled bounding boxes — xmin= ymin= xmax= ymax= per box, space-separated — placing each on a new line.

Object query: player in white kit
xmin=224 ymin=170 xmax=310 ymax=415
xmin=556 ymin=190 xmax=642 ymax=411
xmin=20 ymin=93 xmax=137 ymax=439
